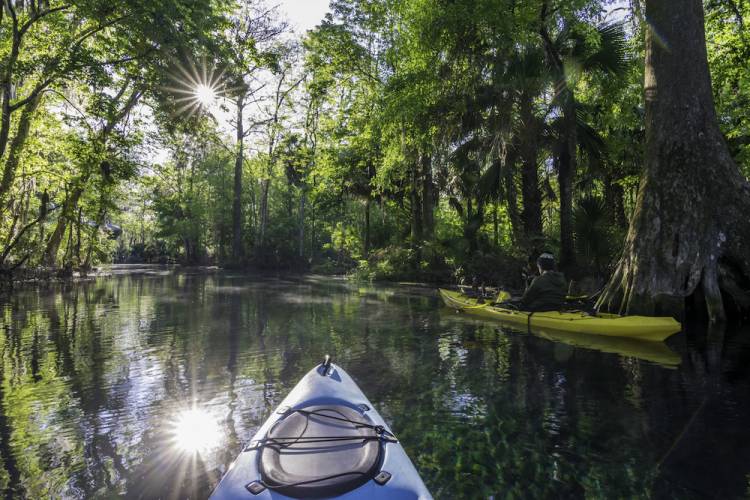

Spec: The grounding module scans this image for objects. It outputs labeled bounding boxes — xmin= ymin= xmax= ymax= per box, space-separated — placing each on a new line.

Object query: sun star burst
xmin=164 ymin=58 xmax=232 ymax=119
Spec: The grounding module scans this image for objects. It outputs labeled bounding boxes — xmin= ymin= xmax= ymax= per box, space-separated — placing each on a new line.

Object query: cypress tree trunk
xmin=597 ymin=0 xmax=750 ymax=321
xmin=519 ymin=91 xmax=543 ymax=238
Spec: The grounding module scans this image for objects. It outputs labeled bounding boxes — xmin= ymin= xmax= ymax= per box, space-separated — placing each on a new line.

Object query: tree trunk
xmin=298 ymin=191 xmax=306 ymax=259
xmin=597 ymin=0 xmax=750 ymax=321
xmin=45 ymin=187 xmax=83 ymax=266
xmin=76 ymin=207 xmax=83 ymax=265
xmin=519 ymin=91 xmax=543 ymax=239
xmin=258 ymin=75 xmax=291 ymax=254
xmin=363 ymin=197 xmax=370 ymax=258
xmin=82 ymin=189 xmax=108 ymax=270
xmin=258 ymin=179 xmax=270 ymax=251
xmin=539 ymin=4 xmax=576 ymax=269
xmin=492 ymin=202 xmax=499 ymax=246
xmin=464 ymin=197 xmax=483 ymax=253
xmin=504 ymin=148 xmax=521 ymax=243
xmin=0 ymin=94 xmax=41 ymax=207
xmin=232 ymin=93 xmax=245 ymax=264
xmin=0 ymin=30 xmax=20 ymax=164
xmin=604 ymin=175 xmax=627 ymax=229
xmin=310 ymin=199 xmax=316 ymax=259
xmin=558 ymin=99 xmax=577 ymax=272
xmin=421 ymin=153 xmax=434 ymax=240
xmin=82 ymin=231 xmax=96 ymax=271
xmin=410 ymin=159 xmax=422 ymax=244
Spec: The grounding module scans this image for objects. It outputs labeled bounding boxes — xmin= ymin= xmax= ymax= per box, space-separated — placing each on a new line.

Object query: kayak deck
xmin=439 ymin=289 xmax=681 ymax=342
xmin=210 ymin=361 xmax=432 ymax=499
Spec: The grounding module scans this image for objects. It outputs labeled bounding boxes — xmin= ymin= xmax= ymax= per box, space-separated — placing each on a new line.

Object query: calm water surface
xmin=1 ymin=268 xmax=749 ymax=499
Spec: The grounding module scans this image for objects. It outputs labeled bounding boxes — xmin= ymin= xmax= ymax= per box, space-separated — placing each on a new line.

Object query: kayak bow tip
xmin=319 ymin=354 xmax=333 ymax=376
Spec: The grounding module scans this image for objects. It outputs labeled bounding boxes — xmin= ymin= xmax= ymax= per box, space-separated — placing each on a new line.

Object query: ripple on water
xmin=1 ymin=272 xmax=749 ymax=499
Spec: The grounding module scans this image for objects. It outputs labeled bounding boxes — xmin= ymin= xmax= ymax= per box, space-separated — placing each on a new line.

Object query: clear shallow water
xmin=1 ymin=268 xmax=749 ymax=499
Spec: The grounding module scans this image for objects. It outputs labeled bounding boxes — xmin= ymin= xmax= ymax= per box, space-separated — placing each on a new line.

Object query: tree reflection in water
xmin=0 ymin=269 xmax=748 ymax=498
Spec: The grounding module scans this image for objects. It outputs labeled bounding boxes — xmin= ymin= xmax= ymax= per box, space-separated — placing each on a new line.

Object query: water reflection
xmin=0 ymin=270 xmax=748 ymax=498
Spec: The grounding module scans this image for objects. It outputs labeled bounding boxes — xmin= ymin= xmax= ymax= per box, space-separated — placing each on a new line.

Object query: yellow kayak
xmin=439 ymin=309 xmax=681 ymax=367
xmin=439 ymin=289 xmax=681 ymax=342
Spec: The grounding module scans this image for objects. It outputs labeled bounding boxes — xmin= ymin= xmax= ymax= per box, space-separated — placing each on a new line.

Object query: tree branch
xmin=1 ymin=205 xmax=60 ymax=265
xmin=19 ymin=4 xmax=70 ymax=38
xmin=10 ymin=13 xmax=131 ymax=112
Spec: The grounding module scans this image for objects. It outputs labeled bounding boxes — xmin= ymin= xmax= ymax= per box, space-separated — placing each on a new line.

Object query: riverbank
xmin=0 ymin=264 xmax=220 ymax=293
xmin=1 ymin=256 xmax=604 ymax=299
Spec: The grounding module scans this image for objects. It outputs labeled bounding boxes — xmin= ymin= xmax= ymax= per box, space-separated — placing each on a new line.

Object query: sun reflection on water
xmin=172 ymin=408 xmax=221 ymax=454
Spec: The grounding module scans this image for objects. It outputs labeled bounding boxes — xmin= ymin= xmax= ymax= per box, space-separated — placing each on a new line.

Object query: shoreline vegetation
xmin=1 ymin=0 xmax=748 ymax=322
xmin=0 ymin=262 xmax=464 ymax=288
xmin=0 ymin=260 xmax=603 ymax=303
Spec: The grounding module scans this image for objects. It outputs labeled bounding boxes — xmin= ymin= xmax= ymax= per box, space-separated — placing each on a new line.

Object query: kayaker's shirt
xmin=520 ymin=271 xmax=567 ymax=312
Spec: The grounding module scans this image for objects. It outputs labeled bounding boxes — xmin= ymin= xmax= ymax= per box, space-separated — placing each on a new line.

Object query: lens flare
xmin=172 ymin=408 xmax=221 ymax=454
xmin=164 ymin=58 xmax=234 ymax=118
xmin=194 ymin=84 xmax=217 ymax=107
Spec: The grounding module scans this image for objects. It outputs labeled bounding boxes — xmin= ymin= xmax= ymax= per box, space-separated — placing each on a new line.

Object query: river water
xmin=1 ymin=268 xmax=749 ymax=499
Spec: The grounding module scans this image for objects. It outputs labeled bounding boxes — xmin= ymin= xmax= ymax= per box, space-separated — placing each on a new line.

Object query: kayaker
xmin=519 ymin=252 xmax=567 ymax=311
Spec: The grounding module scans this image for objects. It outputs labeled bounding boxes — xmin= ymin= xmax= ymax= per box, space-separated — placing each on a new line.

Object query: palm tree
xmin=539 ymin=10 xmax=628 ymax=271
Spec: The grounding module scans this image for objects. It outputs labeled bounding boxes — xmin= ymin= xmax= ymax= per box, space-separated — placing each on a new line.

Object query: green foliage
xmin=0 ymin=0 xmax=233 ymax=271
xmin=573 ymin=194 xmax=623 ymax=275
xmin=453 ymin=250 xmax=526 ymax=289
xmin=350 ymin=239 xmax=464 ymax=283
xmin=0 ymin=0 xmax=746 ymax=287
xmin=706 ymin=1 xmax=750 ymax=175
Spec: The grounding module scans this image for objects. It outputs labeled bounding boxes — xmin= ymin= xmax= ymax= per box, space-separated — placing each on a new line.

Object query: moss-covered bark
xmin=597 ymin=0 xmax=750 ymax=321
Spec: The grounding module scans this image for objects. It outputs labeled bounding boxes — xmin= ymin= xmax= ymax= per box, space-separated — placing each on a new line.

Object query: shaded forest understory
xmin=1 ymin=0 xmax=749 ymax=318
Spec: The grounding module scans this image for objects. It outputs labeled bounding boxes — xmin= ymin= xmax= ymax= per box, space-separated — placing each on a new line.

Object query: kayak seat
xmin=258 ymin=404 xmax=386 ymax=498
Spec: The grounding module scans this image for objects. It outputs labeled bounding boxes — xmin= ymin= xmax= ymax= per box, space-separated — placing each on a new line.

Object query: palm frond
xmin=583 ymin=23 xmax=629 ymax=76
xmin=478 ymin=158 xmax=502 ymax=201
xmin=448 ymin=197 xmax=464 ymax=217
xmin=575 ymin=111 xmax=606 ymax=161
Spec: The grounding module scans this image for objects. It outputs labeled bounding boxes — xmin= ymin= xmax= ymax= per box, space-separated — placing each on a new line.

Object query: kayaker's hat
xmin=536 ymin=252 xmax=555 ymax=271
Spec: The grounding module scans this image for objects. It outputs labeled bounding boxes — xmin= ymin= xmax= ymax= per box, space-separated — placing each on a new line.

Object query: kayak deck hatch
xmin=210 ymin=358 xmax=432 ymax=499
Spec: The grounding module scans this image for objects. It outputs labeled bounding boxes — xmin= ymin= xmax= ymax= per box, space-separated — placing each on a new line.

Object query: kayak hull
xmin=438 ymin=309 xmax=681 ymax=367
xmin=210 ymin=363 xmax=432 ymax=500
xmin=439 ymin=289 xmax=681 ymax=342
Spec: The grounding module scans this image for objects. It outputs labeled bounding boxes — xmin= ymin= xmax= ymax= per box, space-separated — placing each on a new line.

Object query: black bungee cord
xmin=246 ymin=407 xmax=397 ymax=492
